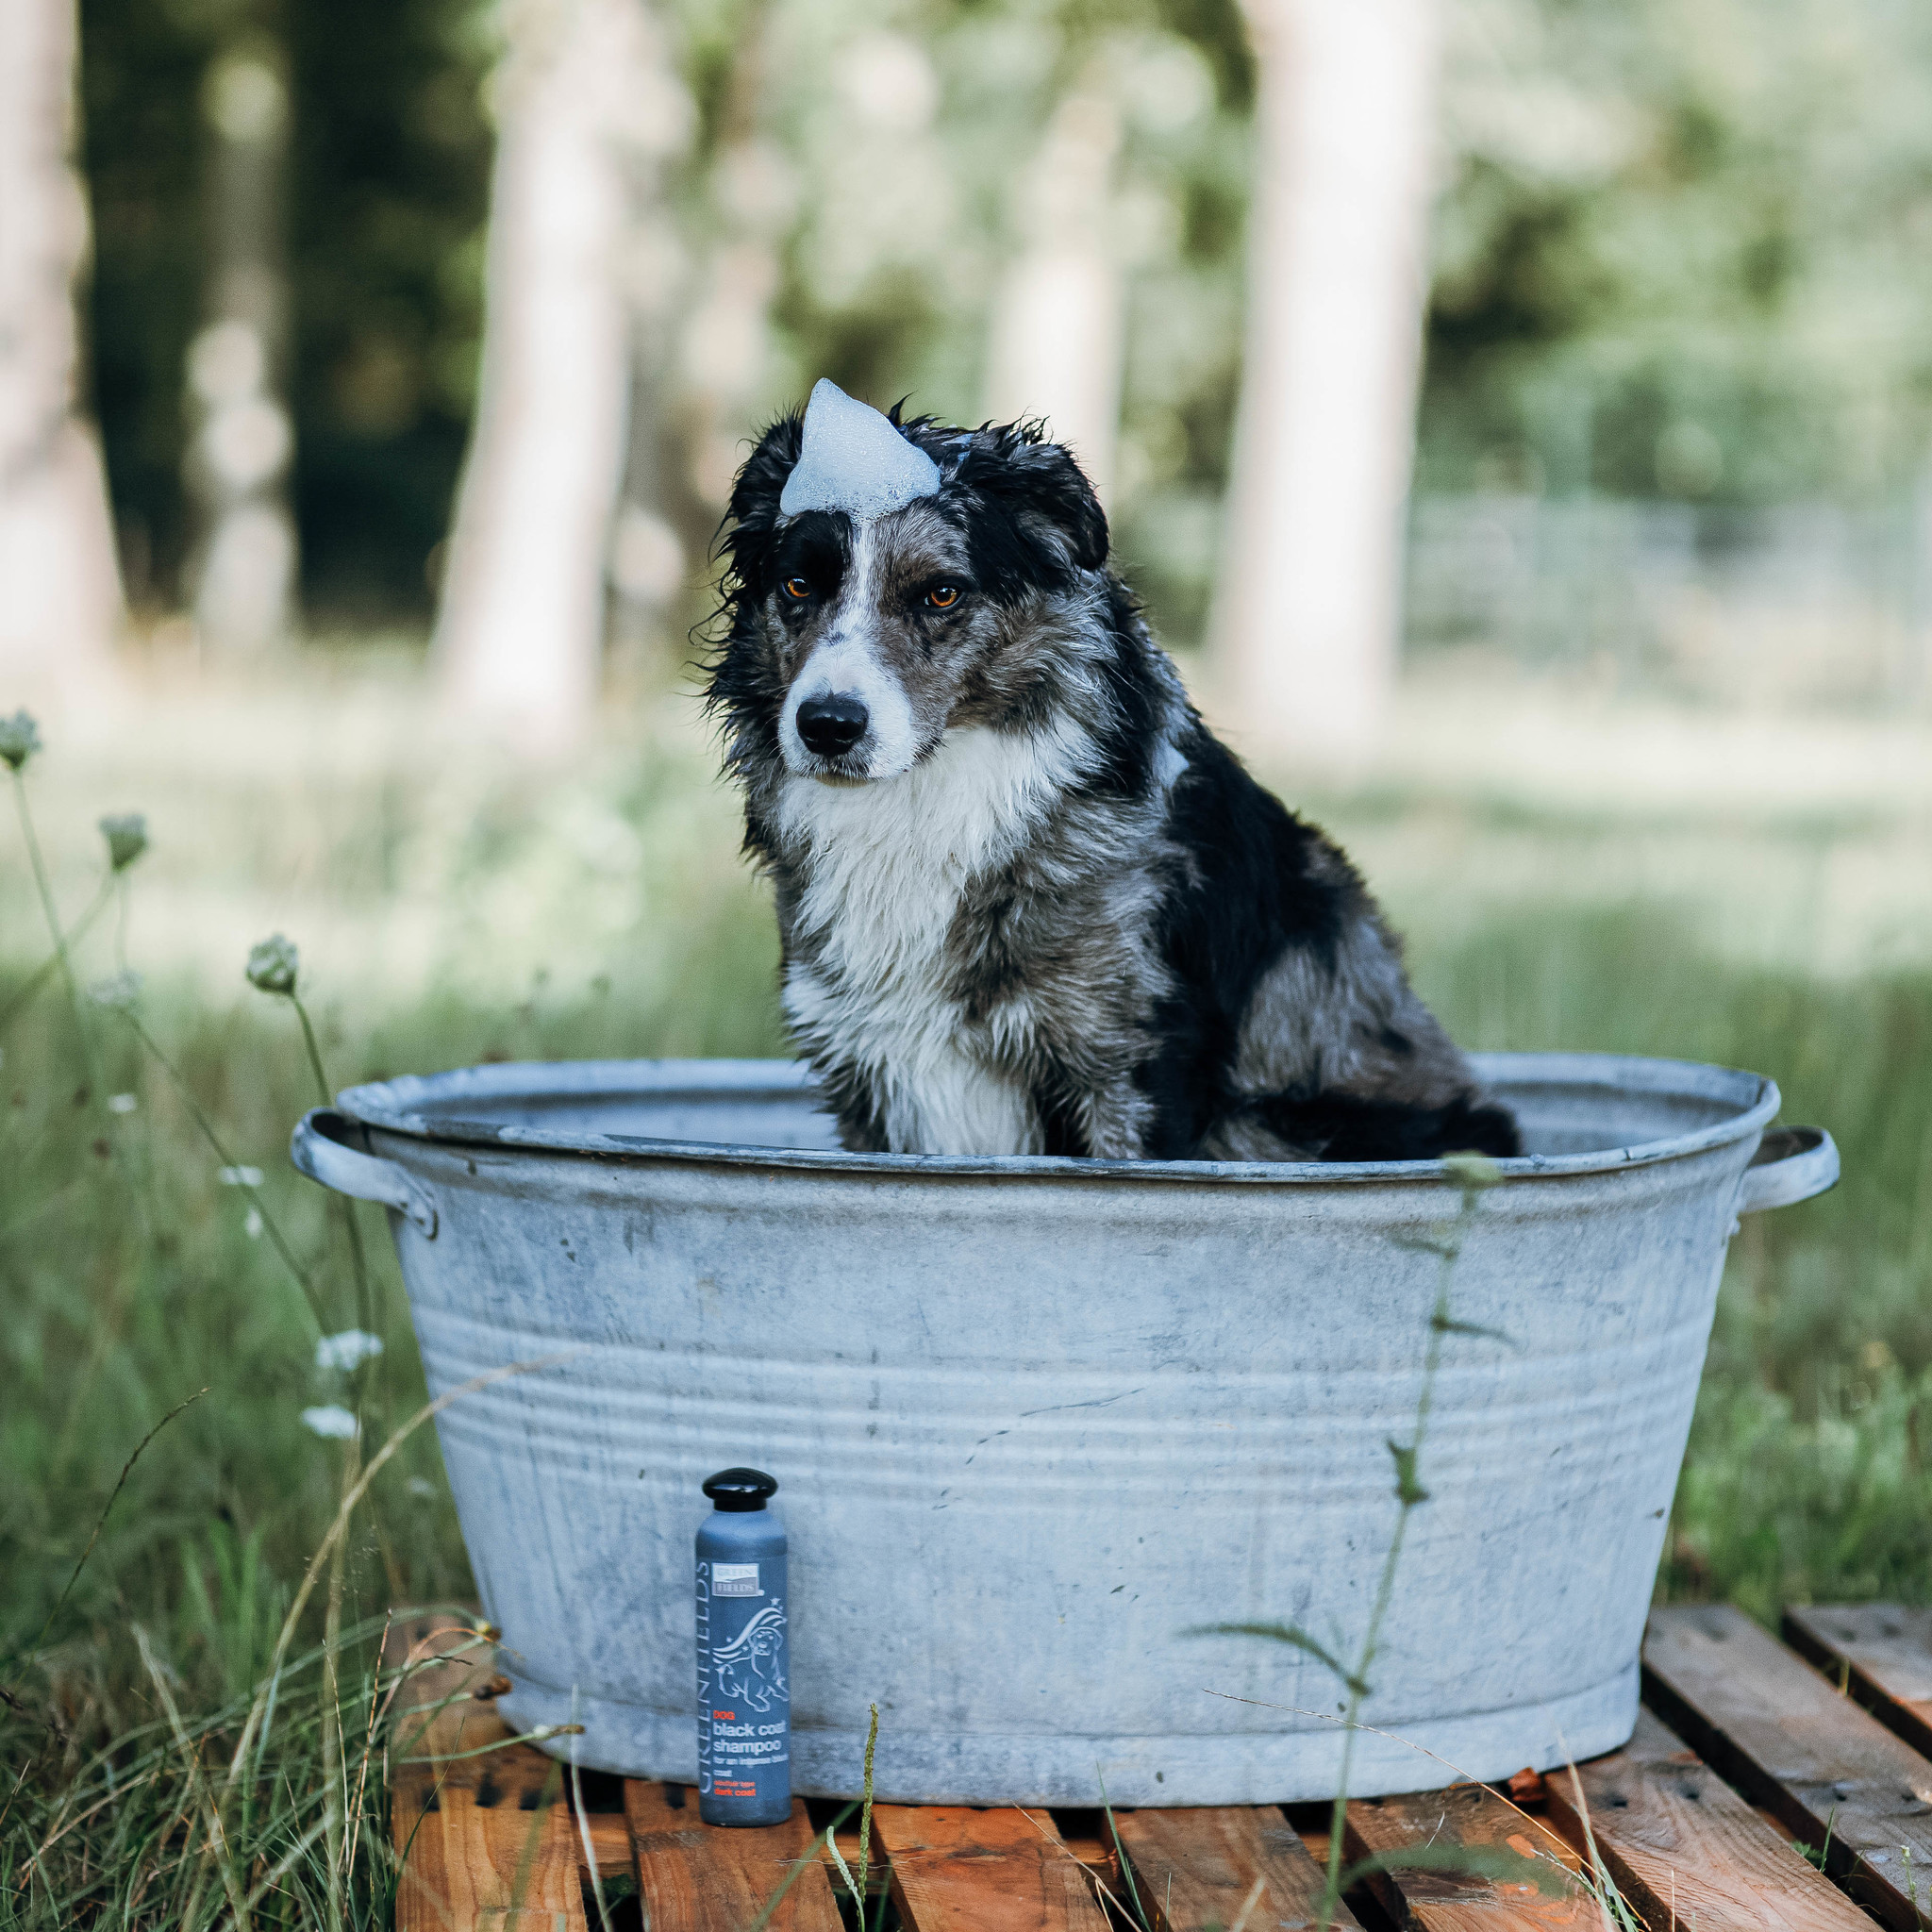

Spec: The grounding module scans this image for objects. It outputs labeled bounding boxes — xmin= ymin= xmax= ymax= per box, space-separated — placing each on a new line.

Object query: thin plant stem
xmin=8 ymin=768 xmax=101 ymax=1088
xmin=1098 ymin=1768 xmax=1149 ymax=1932
xmin=5 ymin=773 xmax=158 ymax=1261
xmin=1560 ymin=1755 xmax=1642 ymax=1932
xmin=389 ymin=1722 xmax=586 ymax=1767
xmin=1317 ymin=1169 xmax=1491 ymax=1931
xmin=857 ymin=1701 xmax=878 ymax=1907
xmin=341 ymin=1612 xmax=391 ymax=1889
xmin=572 ymin=1760 xmax=616 ymax=1932
xmin=134 ymin=1624 xmax=251 ymax=1932
xmin=291 ymin=991 xmax=375 ymax=1346
xmin=111 ymin=1007 xmax=325 ymax=1327
xmin=746 ymin=1805 xmax=859 ymax=1932
xmin=1010 ymin=1801 xmax=1142 ymax=1925
xmin=321 ymin=1437 xmax=358 ymax=1925
xmin=0 ymin=876 xmax=111 ymax=1036
xmin=1229 ymin=1874 xmax=1269 ymax=1932
xmin=5 ymin=1388 xmax=209 ymax=1681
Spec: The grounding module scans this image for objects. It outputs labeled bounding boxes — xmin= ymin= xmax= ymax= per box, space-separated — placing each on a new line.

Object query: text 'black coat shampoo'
xmin=694 ymin=1467 xmax=791 ymax=1826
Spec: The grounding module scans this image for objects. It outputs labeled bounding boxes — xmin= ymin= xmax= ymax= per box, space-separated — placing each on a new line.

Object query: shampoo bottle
xmin=694 ymin=1467 xmax=791 ymax=1826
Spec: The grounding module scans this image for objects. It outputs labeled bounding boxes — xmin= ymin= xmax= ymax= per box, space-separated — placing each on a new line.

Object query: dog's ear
xmin=953 ymin=428 xmax=1109 ymax=585
xmin=719 ymin=411 xmax=806 ymax=599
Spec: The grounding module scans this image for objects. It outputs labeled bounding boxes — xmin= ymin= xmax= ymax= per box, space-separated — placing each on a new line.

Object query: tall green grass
xmin=1407 ymin=905 xmax=1932 ymax=1616
xmin=2 ymin=710 xmax=1927 ymax=1924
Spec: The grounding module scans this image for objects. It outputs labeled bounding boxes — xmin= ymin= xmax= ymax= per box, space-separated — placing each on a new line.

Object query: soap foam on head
xmin=778 ymin=378 xmax=942 ymax=522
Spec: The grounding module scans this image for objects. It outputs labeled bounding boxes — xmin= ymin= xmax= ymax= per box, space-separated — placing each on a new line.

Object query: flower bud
xmin=99 ymin=812 xmax=149 ymax=872
xmin=246 ymin=933 xmax=299 ymax=996
xmin=0 ymin=710 xmax=41 ymax=773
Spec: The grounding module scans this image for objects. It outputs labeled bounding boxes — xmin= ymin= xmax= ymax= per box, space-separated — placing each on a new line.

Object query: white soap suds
xmin=778 ymin=378 xmax=941 ymax=521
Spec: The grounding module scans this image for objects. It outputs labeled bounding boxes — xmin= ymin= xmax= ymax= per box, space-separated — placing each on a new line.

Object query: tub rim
xmin=327 ymin=1049 xmax=1783 ymax=1190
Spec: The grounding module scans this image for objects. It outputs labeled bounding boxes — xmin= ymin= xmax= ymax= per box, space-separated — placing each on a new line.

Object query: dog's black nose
xmin=795 ymin=693 xmax=869 ymax=757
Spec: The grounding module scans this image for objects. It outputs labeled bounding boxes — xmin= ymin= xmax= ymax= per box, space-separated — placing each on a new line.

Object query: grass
xmin=1 ymin=664 xmax=1928 ymax=1924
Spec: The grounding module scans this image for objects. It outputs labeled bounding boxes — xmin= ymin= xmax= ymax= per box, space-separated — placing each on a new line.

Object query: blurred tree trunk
xmin=186 ymin=44 xmax=298 ymax=656
xmin=673 ymin=1 xmax=788 ymax=519
xmin=434 ymin=0 xmax=691 ymax=747
xmin=984 ymin=84 xmax=1124 ymax=503
xmin=606 ymin=107 xmax=695 ymax=677
xmin=1209 ymin=0 xmax=1441 ymax=766
xmin=0 ymin=0 xmax=122 ymax=687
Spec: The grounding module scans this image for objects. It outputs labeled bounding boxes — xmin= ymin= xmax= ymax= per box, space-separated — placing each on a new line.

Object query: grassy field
xmin=2 ymin=654 xmax=1928 ymax=1924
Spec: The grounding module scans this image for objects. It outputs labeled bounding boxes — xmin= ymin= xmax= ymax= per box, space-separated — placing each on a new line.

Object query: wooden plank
xmin=1786 ymin=1607 xmax=1932 ymax=1762
xmin=1644 ymin=1604 xmax=1932 ymax=1931
xmin=1113 ymin=1805 xmax=1361 ymax=1932
xmin=385 ymin=1613 xmax=590 ymax=1930
xmin=1345 ymin=1782 xmax=1590 ymax=1932
xmin=382 ymin=1615 xmax=630 ymax=1874
xmin=872 ymin=1804 xmax=1110 ymax=1932
xmin=1541 ymin=1706 xmax=1876 ymax=1932
xmin=625 ymin=1781 xmax=842 ymax=1931
xmin=396 ymin=1787 xmax=590 ymax=1931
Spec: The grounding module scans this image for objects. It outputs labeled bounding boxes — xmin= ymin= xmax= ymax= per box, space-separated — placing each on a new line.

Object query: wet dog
xmin=705 ymin=380 xmax=1520 ymax=1162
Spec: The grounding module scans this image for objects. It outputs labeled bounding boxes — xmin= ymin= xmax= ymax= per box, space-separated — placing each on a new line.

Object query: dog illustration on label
xmin=712 ymin=1603 xmax=789 ymax=1711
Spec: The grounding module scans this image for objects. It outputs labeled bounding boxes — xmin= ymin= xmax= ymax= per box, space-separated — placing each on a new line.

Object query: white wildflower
xmin=314 ymin=1328 xmax=384 ymax=1374
xmin=406 ymin=1475 xmax=437 ymax=1498
xmin=218 ymin=1165 xmax=264 ymax=1188
xmin=108 ymin=1092 xmax=139 ymax=1113
xmin=89 ymin=971 xmax=143 ymax=1009
xmin=244 ymin=1207 xmax=263 ymax=1239
xmin=299 ymin=1404 xmax=359 ymax=1441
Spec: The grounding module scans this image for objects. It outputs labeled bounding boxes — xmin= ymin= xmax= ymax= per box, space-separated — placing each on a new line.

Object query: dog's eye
xmin=924 ymin=584 xmax=960 ymax=609
xmin=781 ymin=577 xmax=811 ymax=601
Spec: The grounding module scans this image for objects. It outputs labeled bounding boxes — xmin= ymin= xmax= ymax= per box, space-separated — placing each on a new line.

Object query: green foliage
xmin=1424 ymin=0 xmax=1932 ymax=503
xmin=77 ymin=0 xmax=1932 ymax=639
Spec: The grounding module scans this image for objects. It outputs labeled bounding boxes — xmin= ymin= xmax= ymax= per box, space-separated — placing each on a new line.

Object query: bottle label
xmin=696 ymin=1559 xmax=789 ymax=1808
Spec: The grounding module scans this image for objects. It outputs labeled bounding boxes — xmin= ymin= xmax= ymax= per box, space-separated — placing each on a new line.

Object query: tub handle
xmin=1736 ymin=1125 xmax=1839 ymax=1214
xmin=291 ymin=1108 xmax=439 ymax=1238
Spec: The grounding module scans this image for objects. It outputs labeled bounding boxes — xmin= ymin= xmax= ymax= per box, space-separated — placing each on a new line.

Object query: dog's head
xmin=708 ymin=380 xmax=1110 ymax=786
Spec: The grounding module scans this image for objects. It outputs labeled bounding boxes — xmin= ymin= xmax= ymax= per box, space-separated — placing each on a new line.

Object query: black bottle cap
xmin=703 ymin=1467 xmax=777 ymax=1512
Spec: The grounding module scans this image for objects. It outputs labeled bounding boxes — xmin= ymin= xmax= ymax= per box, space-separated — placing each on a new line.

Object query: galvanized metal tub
xmin=291 ymin=1052 xmax=1836 ymax=1805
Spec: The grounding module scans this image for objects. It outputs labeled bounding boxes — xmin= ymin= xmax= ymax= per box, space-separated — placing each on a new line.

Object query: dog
xmin=705 ymin=379 xmax=1520 ymax=1164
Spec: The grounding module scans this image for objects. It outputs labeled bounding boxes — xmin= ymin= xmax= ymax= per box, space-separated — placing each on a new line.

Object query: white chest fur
xmin=774 ymin=724 xmax=1089 ymax=1155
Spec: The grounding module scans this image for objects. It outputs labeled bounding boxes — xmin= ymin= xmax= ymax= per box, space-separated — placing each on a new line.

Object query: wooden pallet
xmin=384 ymin=1604 xmax=1932 ymax=1931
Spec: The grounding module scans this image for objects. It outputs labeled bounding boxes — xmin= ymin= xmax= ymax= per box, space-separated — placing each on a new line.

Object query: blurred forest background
xmin=4 ymin=0 xmax=1932 ymax=1917
xmin=14 ymin=0 xmax=1932 ymax=715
